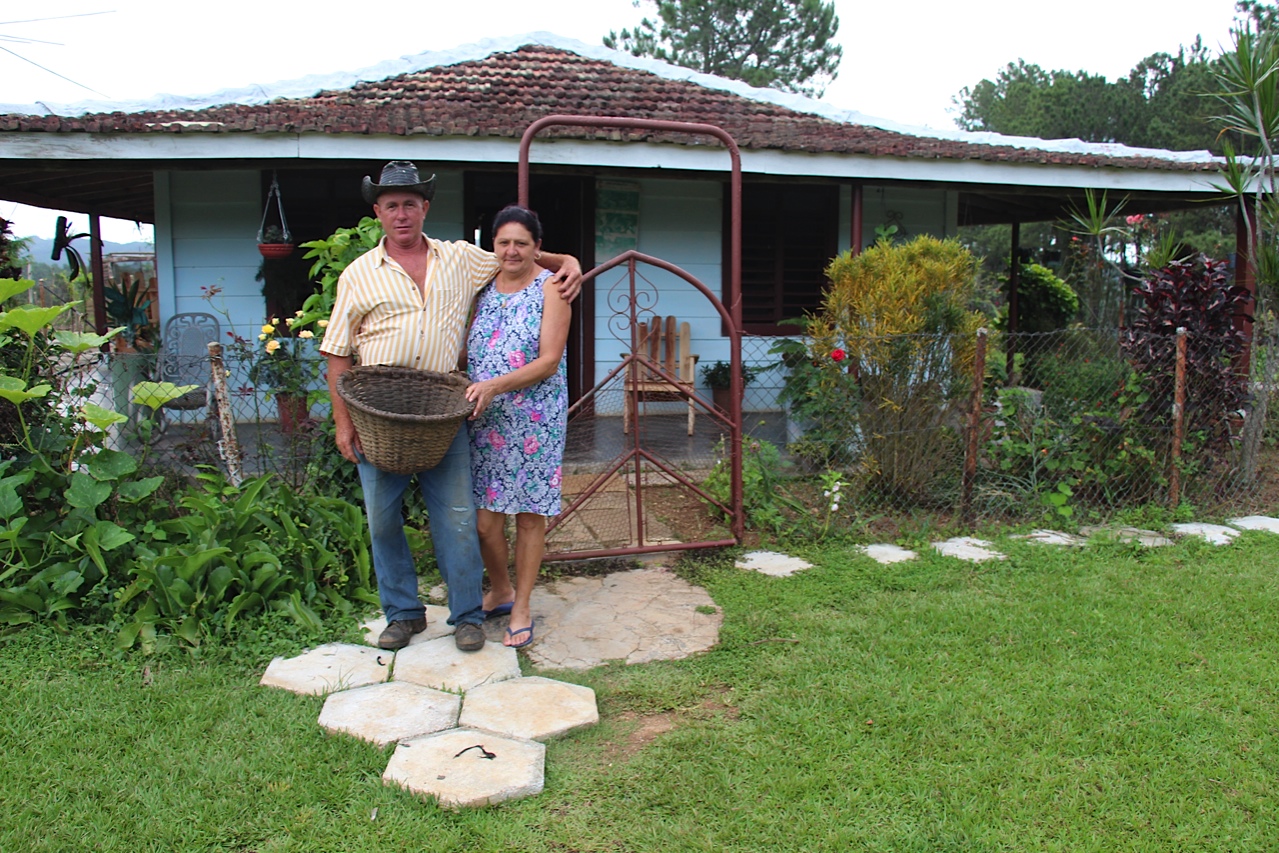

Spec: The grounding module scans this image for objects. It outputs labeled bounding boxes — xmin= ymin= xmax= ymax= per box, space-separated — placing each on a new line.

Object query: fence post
xmin=208 ymin=341 xmax=244 ymax=487
xmin=1169 ymin=327 xmax=1187 ymax=510
xmin=962 ymin=328 xmax=988 ymax=525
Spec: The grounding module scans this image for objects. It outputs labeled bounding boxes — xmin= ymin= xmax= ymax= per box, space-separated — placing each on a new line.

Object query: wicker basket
xmin=337 ymin=366 xmax=472 ymax=474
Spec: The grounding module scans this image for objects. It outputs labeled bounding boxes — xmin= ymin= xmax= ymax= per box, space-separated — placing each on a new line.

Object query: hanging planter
xmin=256 ymin=172 xmax=294 ymax=258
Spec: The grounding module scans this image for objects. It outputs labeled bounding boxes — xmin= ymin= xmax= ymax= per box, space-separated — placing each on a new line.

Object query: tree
xmin=603 ymin=0 xmax=842 ymax=97
xmin=954 ymin=46 xmax=1218 ymax=152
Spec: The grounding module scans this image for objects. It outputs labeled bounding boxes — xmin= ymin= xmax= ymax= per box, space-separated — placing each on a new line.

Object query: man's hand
xmin=465 ymin=379 xmax=502 ymax=420
xmin=335 ymin=417 xmax=363 ymax=463
xmin=548 ymin=255 xmax=583 ymax=302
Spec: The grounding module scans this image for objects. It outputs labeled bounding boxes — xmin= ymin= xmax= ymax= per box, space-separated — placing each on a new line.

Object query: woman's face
xmin=493 ymin=221 xmax=540 ymax=278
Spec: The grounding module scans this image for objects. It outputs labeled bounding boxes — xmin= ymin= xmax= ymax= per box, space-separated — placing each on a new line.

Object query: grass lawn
xmin=3 ymin=531 xmax=1278 ymax=851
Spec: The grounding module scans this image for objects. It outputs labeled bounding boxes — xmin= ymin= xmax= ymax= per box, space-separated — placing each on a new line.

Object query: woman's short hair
xmin=492 ymin=204 xmax=543 ymax=244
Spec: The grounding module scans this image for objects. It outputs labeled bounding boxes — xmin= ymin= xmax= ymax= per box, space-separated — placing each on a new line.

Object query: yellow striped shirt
xmin=319 ymin=236 xmax=499 ymax=371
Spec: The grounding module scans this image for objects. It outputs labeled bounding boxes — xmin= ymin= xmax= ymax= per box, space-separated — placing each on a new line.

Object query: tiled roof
xmin=0 ymin=45 xmax=1215 ymax=173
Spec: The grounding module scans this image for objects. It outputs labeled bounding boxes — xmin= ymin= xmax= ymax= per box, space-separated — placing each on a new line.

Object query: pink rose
xmin=508 ymin=351 xmax=526 ymax=369
xmin=489 ymin=431 xmax=505 ymax=451
xmin=524 ymin=435 xmax=540 ymax=455
xmin=550 ymin=467 xmax=562 ymax=488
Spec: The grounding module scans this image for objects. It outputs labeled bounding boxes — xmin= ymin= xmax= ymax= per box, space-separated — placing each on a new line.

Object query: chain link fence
xmin=737 ymin=325 xmax=1279 ymax=533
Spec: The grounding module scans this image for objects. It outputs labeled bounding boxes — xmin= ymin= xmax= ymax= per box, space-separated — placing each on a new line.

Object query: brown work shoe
xmin=378 ymin=617 xmax=427 ymax=650
xmin=454 ymin=622 xmax=485 ymax=652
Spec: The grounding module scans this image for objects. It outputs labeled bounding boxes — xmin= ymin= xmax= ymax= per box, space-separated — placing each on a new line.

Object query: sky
xmin=1 ymin=0 xmax=1243 ymax=245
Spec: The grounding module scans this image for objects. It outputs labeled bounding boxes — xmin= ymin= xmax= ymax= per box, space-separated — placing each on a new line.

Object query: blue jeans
xmin=357 ymin=425 xmax=484 ymax=627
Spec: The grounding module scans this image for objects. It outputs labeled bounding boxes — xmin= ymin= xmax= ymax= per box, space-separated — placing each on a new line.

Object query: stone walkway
xmin=259 ymin=564 xmax=720 ymax=808
xmin=260 ymin=514 xmax=1279 ymax=807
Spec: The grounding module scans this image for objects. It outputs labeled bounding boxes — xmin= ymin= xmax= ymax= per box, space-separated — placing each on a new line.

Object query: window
xmin=728 ymin=182 xmax=839 ymax=335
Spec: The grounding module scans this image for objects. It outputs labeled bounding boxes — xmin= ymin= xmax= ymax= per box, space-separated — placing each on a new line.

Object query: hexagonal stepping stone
xmin=736 ymin=550 xmax=811 ymax=576
xmin=933 ymin=537 xmax=1004 ymax=562
xmin=383 ymin=727 xmax=545 ymax=808
xmin=1012 ymin=530 xmax=1087 ymax=546
xmin=1080 ymin=525 xmax=1173 ymax=547
xmin=392 ymin=635 xmax=520 ymax=693
xmin=259 ymin=643 xmax=389 ymax=696
xmin=1171 ymin=522 xmax=1239 ymax=546
xmin=1229 ymin=515 xmax=1279 ymax=534
xmin=318 ymin=681 xmax=460 ymax=746
xmin=459 ymin=676 xmax=598 ymax=741
xmin=858 ymin=543 xmax=917 ymax=564
xmin=360 ymin=605 xmax=454 ymax=648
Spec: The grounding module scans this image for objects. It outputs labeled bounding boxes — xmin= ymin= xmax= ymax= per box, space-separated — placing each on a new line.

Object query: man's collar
xmin=375 ymin=233 xmax=431 ymax=265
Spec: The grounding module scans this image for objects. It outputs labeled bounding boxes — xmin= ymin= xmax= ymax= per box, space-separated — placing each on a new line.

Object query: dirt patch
xmin=597 ymin=685 xmax=740 ymax=765
xmin=642 ymin=484 xmax=731 ymax=543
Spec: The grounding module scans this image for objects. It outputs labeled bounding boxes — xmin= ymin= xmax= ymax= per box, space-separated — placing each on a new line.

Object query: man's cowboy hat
xmin=361 ymin=160 xmax=436 ymax=205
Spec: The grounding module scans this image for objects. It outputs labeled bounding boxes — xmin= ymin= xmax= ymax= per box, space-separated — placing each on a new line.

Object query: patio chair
xmin=154 ymin=312 xmax=221 ymax=425
xmin=623 ymin=315 xmax=699 ymax=436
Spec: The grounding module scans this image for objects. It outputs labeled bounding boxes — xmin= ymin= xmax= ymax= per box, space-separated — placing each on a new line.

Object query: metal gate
xmin=517 ymin=116 xmax=745 ymax=560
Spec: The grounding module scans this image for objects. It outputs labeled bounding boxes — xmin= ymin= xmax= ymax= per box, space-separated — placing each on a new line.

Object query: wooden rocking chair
xmin=623 ymin=315 xmax=699 ymax=436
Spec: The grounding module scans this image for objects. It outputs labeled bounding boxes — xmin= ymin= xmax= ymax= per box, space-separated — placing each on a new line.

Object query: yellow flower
xmin=271 ymin=317 xmax=280 ymax=325
xmin=265 ymin=339 xmax=281 ymax=354
xmin=298 ymin=330 xmax=314 ymax=339
xmin=261 ymin=324 xmax=275 ymax=335
xmin=294 ymin=310 xmax=304 ymax=317
xmin=258 ymin=333 xmax=266 ymax=341
xmin=318 ymin=319 xmax=329 ymax=328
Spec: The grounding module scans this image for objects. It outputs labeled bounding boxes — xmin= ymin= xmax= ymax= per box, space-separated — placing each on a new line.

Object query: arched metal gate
xmin=517 ymin=116 xmax=745 ymax=560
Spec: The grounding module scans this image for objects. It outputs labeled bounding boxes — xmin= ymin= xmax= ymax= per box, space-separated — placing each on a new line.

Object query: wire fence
xmin=733 ymin=325 xmax=1279 ymax=534
xmin=108 ymin=321 xmax=1279 ymax=543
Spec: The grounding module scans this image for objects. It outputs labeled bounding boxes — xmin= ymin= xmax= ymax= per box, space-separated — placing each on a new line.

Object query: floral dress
xmin=467 ymin=269 xmax=567 ymax=516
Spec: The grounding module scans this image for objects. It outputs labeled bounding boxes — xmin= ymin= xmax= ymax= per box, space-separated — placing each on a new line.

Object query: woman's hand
xmin=466 ymin=379 xmax=502 ymax=419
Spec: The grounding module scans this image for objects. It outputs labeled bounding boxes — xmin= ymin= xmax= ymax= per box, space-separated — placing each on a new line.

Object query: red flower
xmin=831 ymin=349 xmax=846 ymax=362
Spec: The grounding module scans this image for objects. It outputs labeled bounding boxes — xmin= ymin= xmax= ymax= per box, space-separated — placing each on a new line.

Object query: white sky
xmin=1 ymin=0 xmax=1242 ymax=244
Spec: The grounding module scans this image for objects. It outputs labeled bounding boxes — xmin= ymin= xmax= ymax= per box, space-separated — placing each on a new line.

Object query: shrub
xmin=1000 ymin=262 xmax=1080 ymax=333
xmin=1120 ymin=255 xmax=1250 ymax=445
xmin=807 ymin=235 xmax=991 ymax=503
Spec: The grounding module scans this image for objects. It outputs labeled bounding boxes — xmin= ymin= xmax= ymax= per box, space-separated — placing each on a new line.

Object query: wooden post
xmin=851 ymin=184 xmax=864 ymax=255
xmin=1169 ymin=327 xmax=1187 ymax=510
xmin=89 ymin=215 xmax=107 ymax=336
xmin=208 ymin=341 xmax=244 ymax=487
xmin=1006 ymin=223 xmax=1021 ymax=385
xmin=962 ymin=328 xmax=988 ymax=525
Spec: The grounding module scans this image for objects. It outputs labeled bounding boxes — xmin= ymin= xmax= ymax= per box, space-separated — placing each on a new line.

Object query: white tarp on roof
xmin=0 ymin=32 xmax=1219 ymax=166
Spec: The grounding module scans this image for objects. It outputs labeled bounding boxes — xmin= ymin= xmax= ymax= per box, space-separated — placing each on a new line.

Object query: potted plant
xmin=257 ymin=224 xmax=295 ymax=259
xmin=249 ymin=315 xmax=320 ymax=433
xmin=699 ymin=359 xmax=760 ymax=413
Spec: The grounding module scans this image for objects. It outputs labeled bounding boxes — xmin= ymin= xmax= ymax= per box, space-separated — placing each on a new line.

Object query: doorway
xmin=465 ymin=171 xmax=595 ymax=404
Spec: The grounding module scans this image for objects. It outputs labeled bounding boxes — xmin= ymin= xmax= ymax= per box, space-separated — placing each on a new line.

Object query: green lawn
xmin=3 ymin=532 xmax=1277 ymax=851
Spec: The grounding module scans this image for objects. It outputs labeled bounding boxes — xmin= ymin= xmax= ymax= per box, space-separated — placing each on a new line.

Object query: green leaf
xmin=0 ymin=304 xmax=70 ymax=336
xmin=175 ymin=616 xmax=202 ymax=647
xmin=0 ymin=483 xmax=21 ymax=520
xmin=80 ymin=403 xmax=128 ymax=431
xmin=0 ymin=375 xmax=52 ymax=404
xmin=116 ymin=476 xmax=164 ymax=502
xmin=53 ymin=328 xmax=123 ymax=355
xmin=65 ymin=473 xmax=111 ymax=510
xmin=131 ymin=381 xmax=200 ymax=410
xmin=87 ymin=449 xmax=138 ymax=481
xmin=94 ymin=520 xmax=134 ymax=551
xmin=0 ymin=278 xmax=36 ymax=303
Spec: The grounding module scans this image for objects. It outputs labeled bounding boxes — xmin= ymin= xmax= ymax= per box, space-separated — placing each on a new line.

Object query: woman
xmin=465 ymin=205 xmax=571 ymax=648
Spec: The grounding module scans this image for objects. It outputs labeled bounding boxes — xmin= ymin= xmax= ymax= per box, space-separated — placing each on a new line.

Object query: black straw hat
xmin=361 ymin=160 xmax=436 ymax=204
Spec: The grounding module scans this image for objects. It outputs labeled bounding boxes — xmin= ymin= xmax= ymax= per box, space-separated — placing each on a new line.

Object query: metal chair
xmin=155 ymin=312 xmax=221 ymax=419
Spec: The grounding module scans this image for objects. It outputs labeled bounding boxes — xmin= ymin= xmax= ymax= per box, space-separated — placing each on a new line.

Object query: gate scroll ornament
xmin=518 ymin=116 xmax=745 ymax=557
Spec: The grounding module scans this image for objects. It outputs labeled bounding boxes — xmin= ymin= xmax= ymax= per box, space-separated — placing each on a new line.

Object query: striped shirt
xmin=319 ymin=236 xmax=500 ymax=371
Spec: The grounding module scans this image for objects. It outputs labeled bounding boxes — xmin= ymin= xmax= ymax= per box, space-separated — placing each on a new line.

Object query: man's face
xmin=373 ymin=191 xmax=429 ymax=246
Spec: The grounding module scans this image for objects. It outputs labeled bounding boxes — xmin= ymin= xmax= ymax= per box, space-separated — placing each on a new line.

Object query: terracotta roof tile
xmin=0 ymin=45 xmax=1215 ymax=172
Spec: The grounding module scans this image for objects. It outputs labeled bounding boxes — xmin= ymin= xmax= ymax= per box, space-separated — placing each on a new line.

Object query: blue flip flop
xmin=505 ymin=620 xmax=535 ymax=648
xmin=484 ymin=601 xmax=514 ymax=620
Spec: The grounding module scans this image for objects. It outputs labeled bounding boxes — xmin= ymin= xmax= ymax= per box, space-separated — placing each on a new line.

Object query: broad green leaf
xmin=0 ymin=375 xmax=52 ymax=404
xmin=79 ymin=527 xmax=106 ymax=573
xmin=116 ymin=476 xmax=164 ymax=502
xmin=131 ymin=381 xmax=199 ymax=410
xmin=94 ymin=520 xmax=134 ymax=551
xmin=0 ymin=483 xmax=20 ymax=520
xmin=0 ymin=278 xmax=36 ymax=303
xmin=0 ymin=304 xmax=70 ymax=336
xmin=175 ymin=616 xmax=202 ymax=646
xmin=87 ymin=449 xmax=137 ymax=481
xmin=53 ymin=327 xmax=123 ymax=354
xmin=65 ymin=473 xmax=111 ymax=510
xmin=81 ymin=403 xmax=128 ymax=431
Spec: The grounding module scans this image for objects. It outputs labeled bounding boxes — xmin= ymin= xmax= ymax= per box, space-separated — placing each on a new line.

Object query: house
xmin=0 ymin=33 xmax=1228 ymax=411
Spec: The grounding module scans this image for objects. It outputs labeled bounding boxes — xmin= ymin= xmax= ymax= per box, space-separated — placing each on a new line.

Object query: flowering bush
xmin=248 ymin=312 xmax=321 ymax=399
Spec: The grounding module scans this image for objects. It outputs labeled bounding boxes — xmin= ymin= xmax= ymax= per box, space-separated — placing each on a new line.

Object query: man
xmin=320 ymin=161 xmax=582 ymax=652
